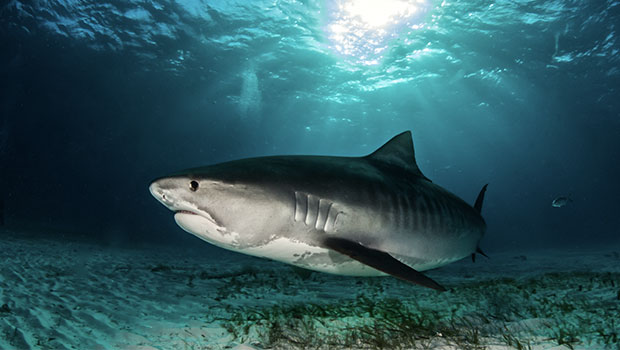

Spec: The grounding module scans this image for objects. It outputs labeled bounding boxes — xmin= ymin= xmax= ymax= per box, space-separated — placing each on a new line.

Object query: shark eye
xmin=189 ymin=180 xmax=200 ymax=192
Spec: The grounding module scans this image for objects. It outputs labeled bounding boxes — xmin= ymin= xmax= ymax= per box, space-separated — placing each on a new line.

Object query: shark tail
xmin=473 ymin=184 xmax=488 ymax=214
xmin=472 ymin=184 xmax=489 ymax=263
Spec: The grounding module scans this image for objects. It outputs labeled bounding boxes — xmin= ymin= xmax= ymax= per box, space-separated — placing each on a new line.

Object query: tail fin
xmin=472 ymin=185 xmax=489 ymax=263
xmin=474 ymin=184 xmax=488 ymax=213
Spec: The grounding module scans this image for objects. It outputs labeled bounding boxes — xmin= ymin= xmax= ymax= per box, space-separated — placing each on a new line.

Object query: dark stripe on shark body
xmin=408 ymin=195 xmax=415 ymax=230
xmin=437 ymin=194 xmax=451 ymax=230
xmin=438 ymin=196 xmax=450 ymax=230
xmin=436 ymin=196 xmax=446 ymax=225
xmin=452 ymin=200 xmax=466 ymax=229
xmin=415 ymin=195 xmax=425 ymax=231
xmin=396 ymin=194 xmax=411 ymax=231
xmin=392 ymin=194 xmax=400 ymax=230
xmin=432 ymin=197 xmax=442 ymax=231
xmin=431 ymin=196 xmax=441 ymax=230
xmin=425 ymin=194 xmax=436 ymax=228
xmin=407 ymin=194 xmax=416 ymax=232
xmin=387 ymin=191 xmax=396 ymax=230
xmin=409 ymin=194 xmax=419 ymax=231
xmin=422 ymin=193 xmax=435 ymax=231
xmin=399 ymin=193 xmax=407 ymax=231
xmin=445 ymin=194 xmax=461 ymax=229
xmin=371 ymin=183 xmax=382 ymax=213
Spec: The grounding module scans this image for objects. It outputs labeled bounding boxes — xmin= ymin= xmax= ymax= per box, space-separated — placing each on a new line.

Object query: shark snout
xmin=149 ymin=180 xmax=203 ymax=217
xmin=149 ymin=181 xmax=173 ymax=207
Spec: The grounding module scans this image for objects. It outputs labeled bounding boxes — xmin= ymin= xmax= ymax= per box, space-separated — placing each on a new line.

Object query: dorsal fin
xmin=474 ymin=184 xmax=488 ymax=213
xmin=366 ymin=131 xmax=429 ymax=181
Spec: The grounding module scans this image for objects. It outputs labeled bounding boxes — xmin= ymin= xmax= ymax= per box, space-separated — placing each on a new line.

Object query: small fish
xmin=552 ymin=195 xmax=572 ymax=208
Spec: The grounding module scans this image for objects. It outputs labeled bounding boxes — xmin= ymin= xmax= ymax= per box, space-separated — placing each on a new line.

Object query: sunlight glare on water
xmin=325 ymin=0 xmax=429 ymax=65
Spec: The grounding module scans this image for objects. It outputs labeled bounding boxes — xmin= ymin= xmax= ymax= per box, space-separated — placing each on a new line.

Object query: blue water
xmin=1 ymin=0 xmax=619 ymax=251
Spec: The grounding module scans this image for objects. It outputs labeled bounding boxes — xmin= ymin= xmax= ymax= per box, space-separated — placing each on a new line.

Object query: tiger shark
xmin=149 ymin=131 xmax=488 ymax=291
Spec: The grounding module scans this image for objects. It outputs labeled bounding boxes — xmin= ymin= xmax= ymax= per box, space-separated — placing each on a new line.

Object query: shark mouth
xmin=175 ymin=210 xmax=199 ymax=215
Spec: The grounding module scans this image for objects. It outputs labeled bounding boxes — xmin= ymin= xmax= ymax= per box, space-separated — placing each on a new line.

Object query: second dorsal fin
xmin=366 ymin=131 xmax=429 ymax=181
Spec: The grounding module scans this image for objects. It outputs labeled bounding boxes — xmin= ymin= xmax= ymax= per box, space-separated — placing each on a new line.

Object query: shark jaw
xmin=171 ymin=207 xmax=244 ymax=251
xmin=149 ymin=182 xmax=238 ymax=249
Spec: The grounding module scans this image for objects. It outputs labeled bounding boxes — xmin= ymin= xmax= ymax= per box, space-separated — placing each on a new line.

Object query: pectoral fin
xmin=323 ymin=237 xmax=446 ymax=292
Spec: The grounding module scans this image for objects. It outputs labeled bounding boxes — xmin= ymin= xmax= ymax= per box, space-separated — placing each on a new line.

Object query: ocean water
xmin=1 ymin=0 xmax=619 ymax=349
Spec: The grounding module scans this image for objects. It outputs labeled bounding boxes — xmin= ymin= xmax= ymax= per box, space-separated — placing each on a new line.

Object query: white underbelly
xmin=238 ymin=237 xmax=386 ymax=276
xmin=175 ymin=213 xmax=463 ymax=276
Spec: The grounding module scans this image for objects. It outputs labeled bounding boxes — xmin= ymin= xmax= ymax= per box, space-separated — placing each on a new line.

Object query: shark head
xmin=149 ymin=161 xmax=292 ymax=250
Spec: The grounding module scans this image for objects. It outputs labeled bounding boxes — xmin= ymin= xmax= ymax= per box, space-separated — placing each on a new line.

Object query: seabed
xmin=0 ymin=230 xmax=618 ymax=350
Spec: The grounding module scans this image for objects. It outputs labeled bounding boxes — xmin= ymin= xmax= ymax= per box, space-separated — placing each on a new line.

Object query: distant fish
xmin=552 ymin=195 xmax=572 ymax=208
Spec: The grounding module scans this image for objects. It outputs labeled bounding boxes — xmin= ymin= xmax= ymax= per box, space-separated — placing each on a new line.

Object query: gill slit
xmin=294 ymin=191 xmax=339 ymax=232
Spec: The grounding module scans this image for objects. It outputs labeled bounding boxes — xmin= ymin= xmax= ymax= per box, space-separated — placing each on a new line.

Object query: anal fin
xmin=472 ymin=247 xmax=489 ymax=263
xmin=476 ymin=246 xmax=489 ymax=258
xmin=323 ymin=237 xmax=446 ymax=292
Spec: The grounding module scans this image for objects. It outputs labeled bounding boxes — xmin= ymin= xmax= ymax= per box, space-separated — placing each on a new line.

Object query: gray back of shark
xmin=150 ymin=131 xmax=488 ymax=291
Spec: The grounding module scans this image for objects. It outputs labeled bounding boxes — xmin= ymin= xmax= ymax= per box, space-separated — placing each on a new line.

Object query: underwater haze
xmin=2 ymin=0 xmax=620 ymax=349
xmin=2 ymin=0 xmax=619 ymax=250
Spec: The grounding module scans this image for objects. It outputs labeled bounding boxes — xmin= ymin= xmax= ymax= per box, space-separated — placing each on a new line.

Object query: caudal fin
xmin=472 ymin=185 xmax=489 ymax=263
xmin=474 ymin=184 xmax=488 ymax=213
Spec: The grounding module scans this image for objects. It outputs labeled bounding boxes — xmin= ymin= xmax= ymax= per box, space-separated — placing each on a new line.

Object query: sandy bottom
xmin=0 ymin=230 xmax=618 ymax=350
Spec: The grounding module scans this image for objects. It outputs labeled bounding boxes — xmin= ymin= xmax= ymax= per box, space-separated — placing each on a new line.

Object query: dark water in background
xmin=0 ymin=0 xmax=619 ymax=252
